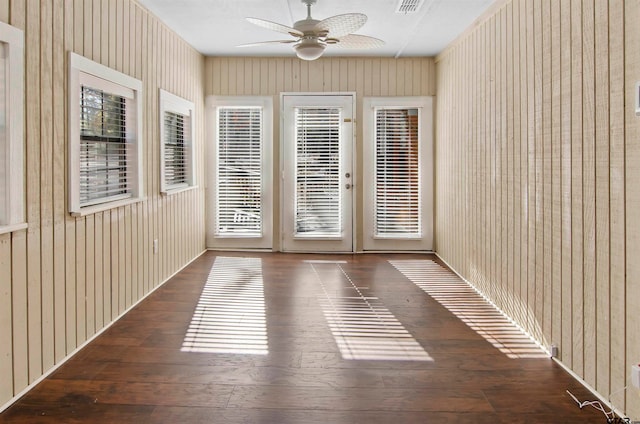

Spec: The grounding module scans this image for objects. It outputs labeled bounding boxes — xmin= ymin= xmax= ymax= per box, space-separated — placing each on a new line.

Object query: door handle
xmin=345 ymin=183 xmax=352 ymax=189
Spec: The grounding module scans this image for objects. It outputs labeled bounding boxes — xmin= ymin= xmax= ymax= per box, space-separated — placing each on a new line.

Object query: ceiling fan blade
xmin=314 ymin=13 xmax=367 ymax=38
xmin=237 ymin=40 xmax=298 ymax=48
xmin=246 ymin=17 xmax=304 ymax=37
xmin=332 ymin=34 xmax=385 ymax=49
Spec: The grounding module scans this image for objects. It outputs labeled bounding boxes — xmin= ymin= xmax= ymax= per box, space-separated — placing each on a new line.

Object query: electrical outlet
xmin=632 ymin=363 xmax=640 ymax=389
xmin=153 ymin=239 xmax=158 ymax=255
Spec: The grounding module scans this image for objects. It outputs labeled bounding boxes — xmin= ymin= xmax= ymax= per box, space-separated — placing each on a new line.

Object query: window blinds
xmin=216 ymin=107 xmax=262 ymax=236
xmin=80 ymin=86 xmax=132 ymax=207
xmin=374 ymin=108 xmax=421 ymax=237
xmin=294 ymin=107 xmax=341 ymax=236
xmin=163 ymin=110 xmax=190 ymax=189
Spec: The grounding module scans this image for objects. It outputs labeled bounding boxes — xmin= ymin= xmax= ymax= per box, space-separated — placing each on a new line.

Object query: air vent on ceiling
xmin=395 ymin=0 xmax=425 ymax=14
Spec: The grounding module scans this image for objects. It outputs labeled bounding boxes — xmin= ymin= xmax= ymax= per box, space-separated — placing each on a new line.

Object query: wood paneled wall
xmin=0 ymin=0 xmax=205 ymax=409
xmin=435 ymin=0 xmax=639 ymax=418
xmin=204 ymin=56 xmax=436 ymax=250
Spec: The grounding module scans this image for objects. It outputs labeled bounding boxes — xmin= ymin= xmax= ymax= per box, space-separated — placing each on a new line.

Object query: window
xmin=0 ymin=21 xmax=25 ymax=234
xmin=206 ymin=96 xmax=273 ymax=250
xmin=160 ymin=89 xmax=195 ymax=194
xmin=363 ymin=97 xmax=433 ymax=250
xmin=68 ymin=52 xmax=143 ymax=215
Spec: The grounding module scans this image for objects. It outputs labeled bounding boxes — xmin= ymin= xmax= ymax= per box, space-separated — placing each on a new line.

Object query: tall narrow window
xmin=160 ymin=89 xmax=195 ymax=194
xmin=0 ymin=21 xmax=25 ymax=234
xmin=69 ymin=52 xmax=143 ymax=215
xmin=375 ymin=108 xmax=420 ymax=237
xmin=216 ymin=107 xmax=262 ymax=236
xmin=207 ymin=96 xmax=273 ymax=250
xmin=294 ymin=107 xmax=341 ymax=237
xmin=363 ymin=97 xmax=433 ymax=251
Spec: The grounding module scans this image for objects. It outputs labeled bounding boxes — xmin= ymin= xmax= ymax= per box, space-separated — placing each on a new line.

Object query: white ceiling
xmin=137 ymin=0 xmax=496 ymax=58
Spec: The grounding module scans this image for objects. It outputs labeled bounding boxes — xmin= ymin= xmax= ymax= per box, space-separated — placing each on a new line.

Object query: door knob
xmin=345 ymin=183 xmax=352 ymax=189
xmin=345 ymin=172 xmax=351 ymax=178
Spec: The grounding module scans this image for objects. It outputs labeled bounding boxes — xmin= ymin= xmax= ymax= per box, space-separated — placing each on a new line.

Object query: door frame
xmin=279 ymin=92 xmax=356 ymax=253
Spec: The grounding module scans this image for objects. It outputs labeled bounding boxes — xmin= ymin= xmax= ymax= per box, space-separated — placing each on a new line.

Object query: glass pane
xmin=216 ymin=107 xmax=262 ymax=237
xmin=375 ymin=108 xmax=421 ymax=237
xmin=164 ymin=111 xmax=188 ymax=188
xmin=294 ymin=107 xmax=341 ymax=237
xmin=79 ymin=86 xmax=130 ymax=206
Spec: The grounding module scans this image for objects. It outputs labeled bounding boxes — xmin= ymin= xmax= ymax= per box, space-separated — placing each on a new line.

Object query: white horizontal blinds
xmin=295 ymin=107 xmax=341 ymax=237
xmin=375 ymin=107 xmax=421 ymax=237
xmin=0 ymin=43 xmax=6 ymax=224
xmin=163 ymin=110 xmax=190 ymax=189
xmin=216 ymin=107 xmax=262 ymax=236
xmin=80 ymin=85 xmax=132 ymax=207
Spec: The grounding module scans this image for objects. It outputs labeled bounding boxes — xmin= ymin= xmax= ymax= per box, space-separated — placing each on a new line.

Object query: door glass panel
xmin=216 ymin=107 xmax=262 ymax=237
xmin=294 ymin=107 xmax=341 ymax=237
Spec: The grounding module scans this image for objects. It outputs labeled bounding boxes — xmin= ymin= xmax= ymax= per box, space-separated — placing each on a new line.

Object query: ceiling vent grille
xmin=395 ymin=0 xmax=425 ymax=14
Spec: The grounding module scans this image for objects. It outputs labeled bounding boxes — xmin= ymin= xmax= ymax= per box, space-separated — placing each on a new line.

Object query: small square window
xmin=68 ymin=52 xmax=143 ymax=216
xmin=159 ymin=89 xmax=196 ymax=194
xmin=0 ymin=21 xmax=26 ymax=234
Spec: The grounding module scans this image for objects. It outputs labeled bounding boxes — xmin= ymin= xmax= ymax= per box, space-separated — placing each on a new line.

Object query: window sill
xmin=70 ymin=197 xmax=145 ymax=217
xmin=161 ymin=185 xmax=198 ymax=196
xmin=0 ymin=222 xmax=28 ymax=235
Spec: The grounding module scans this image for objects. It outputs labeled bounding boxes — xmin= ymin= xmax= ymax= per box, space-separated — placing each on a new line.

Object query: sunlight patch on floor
xmin=389 ymin=260 xmax=547 ymax=359
xmin=310 ymin=262 xmax=432 ymax=361
xmin=181 ymin=256 xmax=268 ymax=355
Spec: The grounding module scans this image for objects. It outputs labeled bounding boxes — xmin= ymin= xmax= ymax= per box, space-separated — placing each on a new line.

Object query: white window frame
xmin=363 ymin=96 xmax=433 ymax=251
xmin=159 ymin=89 xmax=196 ymax=195
xmin=0 ymin=21 xmax=26 ymax=234
xmin=68 ymin=52 xmax=143 ymax=216
xmin=206 ymin=96 xmax=273 ymax=250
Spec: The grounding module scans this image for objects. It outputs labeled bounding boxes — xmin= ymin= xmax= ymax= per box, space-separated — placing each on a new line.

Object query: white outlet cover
xmin=636 ymin=82 xmax=640 ymax=116
xmin=632 ymin=363 xmax=640 ymax=389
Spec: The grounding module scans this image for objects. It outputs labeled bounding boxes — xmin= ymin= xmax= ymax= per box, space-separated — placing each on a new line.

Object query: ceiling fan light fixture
xmin=294 ymin=38 xmax=326 ymax=60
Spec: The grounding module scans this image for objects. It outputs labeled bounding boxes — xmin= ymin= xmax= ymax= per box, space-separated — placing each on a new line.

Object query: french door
xmin=281 ymin=94 xmax=354 ymax=252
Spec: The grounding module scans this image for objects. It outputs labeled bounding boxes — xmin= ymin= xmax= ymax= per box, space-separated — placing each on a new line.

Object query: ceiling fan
xmin=238 ymin=0 xmax=385 ymax=61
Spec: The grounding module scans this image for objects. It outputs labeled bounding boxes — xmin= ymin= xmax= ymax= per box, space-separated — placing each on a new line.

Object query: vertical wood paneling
xmin=25 ymin=0 xmax=42 ymax=383
xmin=624 ymin=1 xmax=640 ymax=419
xmin=0 ymin=0 xmax=205 ymax=411
xmin=436 ymin=0 xmax=636 ymax=418
xmin=608 ymin=0 xmax=626 ymax=411
xmin=0 ymin=234 xmax=12 ymax=401
xmin=570 ymin=0 xmax=584 ymax=378
xmin=594 ymin=0 xmax=610 ymax=395
xmin=53 ymin=0 xmax=66 ymax=364
xmin=559 ymin=0 xmax=573 ymax=370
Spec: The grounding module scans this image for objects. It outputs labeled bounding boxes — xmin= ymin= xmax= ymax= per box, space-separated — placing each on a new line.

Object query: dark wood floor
xmin=0 ymin=252 xmax=604 ymax=423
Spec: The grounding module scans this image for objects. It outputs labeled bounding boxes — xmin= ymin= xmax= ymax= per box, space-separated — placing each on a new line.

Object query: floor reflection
xmin=389 ymin=260 xmax=547 ymax=359
xmin=181 ymin=256 xmax=268 ymax=354
xmin=308 ymin=261 xmax=432 ymax=361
